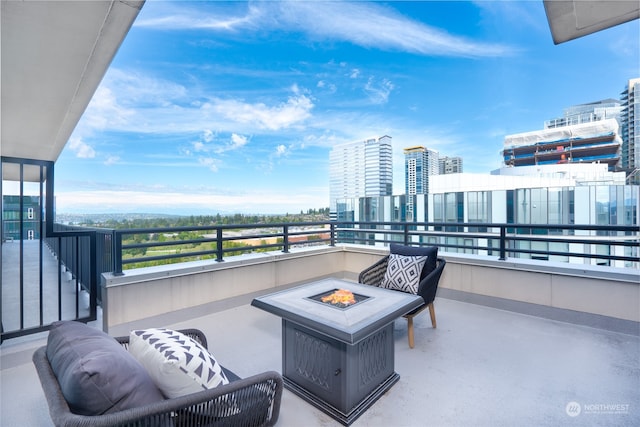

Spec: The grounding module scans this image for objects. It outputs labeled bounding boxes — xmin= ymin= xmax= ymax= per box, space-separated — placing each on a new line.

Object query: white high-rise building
xmin=621 ymin=78 xmax=640 ymax=183
xmin=329 ymin=136 xmax=392 ymax=219
xmin=404 ymin=146 xmax=438 ymax=220
xmin=439 ymin=156 xmax=463 ymax=175
xmin=544 ymin=99 xmax=622 ymax=129
xmin=335 ymin=163 xmax=638 ymax=268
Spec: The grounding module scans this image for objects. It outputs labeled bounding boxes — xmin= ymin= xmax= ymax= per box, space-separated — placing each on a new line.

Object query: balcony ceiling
xmin=544 ymin=0 xmax=640 ymax=44
xmin=1 ymin=0 xmax=144 ymax=181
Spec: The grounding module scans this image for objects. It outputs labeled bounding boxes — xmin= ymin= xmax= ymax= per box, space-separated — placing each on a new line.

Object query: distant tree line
xmin=83 ymin=209 xmax=330 ymax=229
xmin=105 ymin=209 xmax=329 ymax=269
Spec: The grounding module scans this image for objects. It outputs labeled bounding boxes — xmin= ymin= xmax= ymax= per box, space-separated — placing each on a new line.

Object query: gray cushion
xmin=45 ymin=321 xmax=164 ymax=415
xmin=390 ymin=244 xmax=437 ymax=278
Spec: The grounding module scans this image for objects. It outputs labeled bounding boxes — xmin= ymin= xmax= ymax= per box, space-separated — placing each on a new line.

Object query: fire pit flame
xmin=321 ymin=289 xmax=356 ymax=306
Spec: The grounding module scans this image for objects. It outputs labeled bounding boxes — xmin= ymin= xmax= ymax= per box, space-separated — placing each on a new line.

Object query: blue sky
xmin=54 ymin=0 xmax=639 ymax=215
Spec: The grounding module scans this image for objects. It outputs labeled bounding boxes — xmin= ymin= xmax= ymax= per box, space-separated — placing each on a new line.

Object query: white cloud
xmin=138 ymin=1 xmax=515 ymax=58
xmin=193 ymin=141 xmax=206 ymax=152
xmin=104 ymin=156 xmax=120 ymax=166
xmin=277 ymin=1 xmax=515 ymax=58
xmin=68 ymin=137 xmax=96 ymax=159
xmin=364 ymin=77 xmax=395 ymax=105
xmin=350 ymin=69 xmax=360 ymax=79
xmin=73 ymin=69 xmax=315 ymax=138
xmin=230 ymin=133 xmax=248 ymax=149
xmin=135 ymin=3 xmax=264 ymax=32
xmin=203 ymin=129 xmax=215 ymax=142
xmin=275 ymin=144 xmax=288 ymax=157
xmin=317 ymin=80 xmax=337 ymax=93
xmin=207 ymin=94 xmax=313 ymax=131
xmin=198 ymin=157 xmax=220 ymax=172
xmin=82 ymin=86 xmax=135 ymax=130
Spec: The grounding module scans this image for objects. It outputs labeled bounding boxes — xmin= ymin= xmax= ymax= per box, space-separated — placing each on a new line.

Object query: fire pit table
xmin=251 ymin=278 xmax=423 ymax=425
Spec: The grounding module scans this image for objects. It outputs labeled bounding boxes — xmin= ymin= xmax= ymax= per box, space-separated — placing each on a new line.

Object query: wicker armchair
xmin=359 ymin=248 xmax=446 ymax=348
xmin=32 ymin=328 xmax=283 ymax=427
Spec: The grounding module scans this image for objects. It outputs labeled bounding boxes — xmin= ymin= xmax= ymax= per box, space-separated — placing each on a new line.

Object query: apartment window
xmin=517 ymin=189 xmax=530 ymax=223
xmin=530 ymin=188 xmax=548 ymax=225
xmin=548 ymin=188 xmax=561 ymax=225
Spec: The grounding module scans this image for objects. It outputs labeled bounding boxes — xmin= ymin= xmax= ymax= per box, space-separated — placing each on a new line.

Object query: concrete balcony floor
xmin=1 ymin=285 xmax=639 ymax=427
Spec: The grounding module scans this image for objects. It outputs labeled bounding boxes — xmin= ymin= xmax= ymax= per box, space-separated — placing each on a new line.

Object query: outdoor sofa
xmin=32 ymin=322 xmax=283 ymax=426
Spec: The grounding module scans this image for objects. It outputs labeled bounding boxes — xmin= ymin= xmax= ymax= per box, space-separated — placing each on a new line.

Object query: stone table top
xmin=251 ymin=278 xmax=423 ymax=344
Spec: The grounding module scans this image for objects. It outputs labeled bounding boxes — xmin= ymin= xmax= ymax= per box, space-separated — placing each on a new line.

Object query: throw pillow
xmin=45 ymin=321 xmax=164 ymax=415
xmin=390 ymin=244 xmax=438 ymax=279
xmin=129 ymin=328 xmax=229 ymax=398
xmin=381 ymin=253 xmax=427 ymax=294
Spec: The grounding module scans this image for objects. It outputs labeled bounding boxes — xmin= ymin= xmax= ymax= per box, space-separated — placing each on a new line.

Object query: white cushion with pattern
xmin=381 ymin=253 xmax=427 ymax=294
xmin=129 ymin=328 xmax=229 ymax=398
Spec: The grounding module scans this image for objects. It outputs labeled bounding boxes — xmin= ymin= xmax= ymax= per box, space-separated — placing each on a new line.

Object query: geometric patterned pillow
xmin=380 ymin=253 xmax=427 ymax=294
xmin=129 ymin=328 xmax=229 ymax=399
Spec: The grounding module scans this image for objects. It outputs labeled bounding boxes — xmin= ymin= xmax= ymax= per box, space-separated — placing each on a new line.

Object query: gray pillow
xmin=46 ymin=321 xmax=164 ymax=415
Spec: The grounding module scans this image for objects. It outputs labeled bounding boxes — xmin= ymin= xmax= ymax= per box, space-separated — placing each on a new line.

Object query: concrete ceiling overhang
xmin=1 ymin=0 xmax=144 ymax=181
xmin=544 ymin=0 xmax=640 ymax=44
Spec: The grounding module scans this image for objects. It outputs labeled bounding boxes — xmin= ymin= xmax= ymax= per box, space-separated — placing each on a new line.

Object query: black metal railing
xmin=92 ymin=221 xmax=640 ymax=275
xmin=46 ymin=224 xmax=114 ymax=302
xmin=334 ymin=221 xmax=639 ymax=266
xmin=1 ymin=227 xmax=102 ymax=343
xmin=1 ymin=157 xmax=105 ymax=343
xmin=111 ymin=222 xmax=334 ymax=274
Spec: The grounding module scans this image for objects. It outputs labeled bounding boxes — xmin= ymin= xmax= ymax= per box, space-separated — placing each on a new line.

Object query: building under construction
xmin=502 ymin=119 xmax=621 ymax=171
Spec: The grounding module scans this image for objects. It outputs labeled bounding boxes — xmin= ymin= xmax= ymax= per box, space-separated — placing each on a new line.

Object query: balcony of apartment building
xmin=2 ymin=2 xmax=639 ymax=425
xmin=1 ymin=221 xmax=639 ymax=426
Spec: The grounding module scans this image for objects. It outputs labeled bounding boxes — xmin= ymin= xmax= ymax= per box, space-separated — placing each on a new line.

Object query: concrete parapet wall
xmin=439 ymin=253 xmax=639 ymax=322
xmin=102 ymin=246 xmax=346 ymax=330
xmin=102 ymin=245 xmax=639 ymax=331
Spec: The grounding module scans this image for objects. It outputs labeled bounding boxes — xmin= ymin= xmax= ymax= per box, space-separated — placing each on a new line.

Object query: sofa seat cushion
xmin=129 ymin=328 xmax=229 ymax=398
xmin=45 ymin=321 xmax=165 ymax=416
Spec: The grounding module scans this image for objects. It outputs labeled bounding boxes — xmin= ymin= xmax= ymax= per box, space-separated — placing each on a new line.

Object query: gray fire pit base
xmin=282 ymin=319 xmax=398 ymax=425
xmin=284 ymin=372 xmax=399 ymax=425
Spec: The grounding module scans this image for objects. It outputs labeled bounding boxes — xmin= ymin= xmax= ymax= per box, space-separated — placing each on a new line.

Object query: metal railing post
xmin=499 ymin=225 xmax=507 ymax=261
xmin=216 ymin=228 xmax=224 ymax=262
xmin=90 ymin=233 xmax=98 ymax=318
xmin=282 ymin=225 xmax=290 ymax=253
xmin=330 ymin=223 xmax=336 ymax=246
xmin=113 ymin=230 xmax=124 ymax=275
xmin=403 ymin=223 xmax=410 ymax=245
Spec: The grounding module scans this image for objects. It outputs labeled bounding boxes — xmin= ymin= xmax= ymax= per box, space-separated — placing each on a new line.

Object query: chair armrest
xmin=358 ymin=255 xmax=389 ymax=287
xmin=33 ymin=346 xmax=283 ymax=427
xmin=416 ymin=257 xmax=446 ymax=304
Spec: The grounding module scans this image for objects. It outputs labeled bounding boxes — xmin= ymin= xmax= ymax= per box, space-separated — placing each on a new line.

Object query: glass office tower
xmin=329 ymin=136 xmax=392 ymax=219
xmin=404 ymin=146 xmax=438 ymax=221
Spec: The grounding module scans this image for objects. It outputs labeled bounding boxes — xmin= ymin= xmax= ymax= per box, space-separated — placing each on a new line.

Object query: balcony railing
xmin=92 ymin=221 xmax=640 ymax=275
xmin=2 ymin=220 xmax=637 ymax=343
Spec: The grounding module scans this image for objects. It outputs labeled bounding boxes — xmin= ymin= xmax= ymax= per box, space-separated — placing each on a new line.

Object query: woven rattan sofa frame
xmin=32 ymin=328 xmax=283 ymax=427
